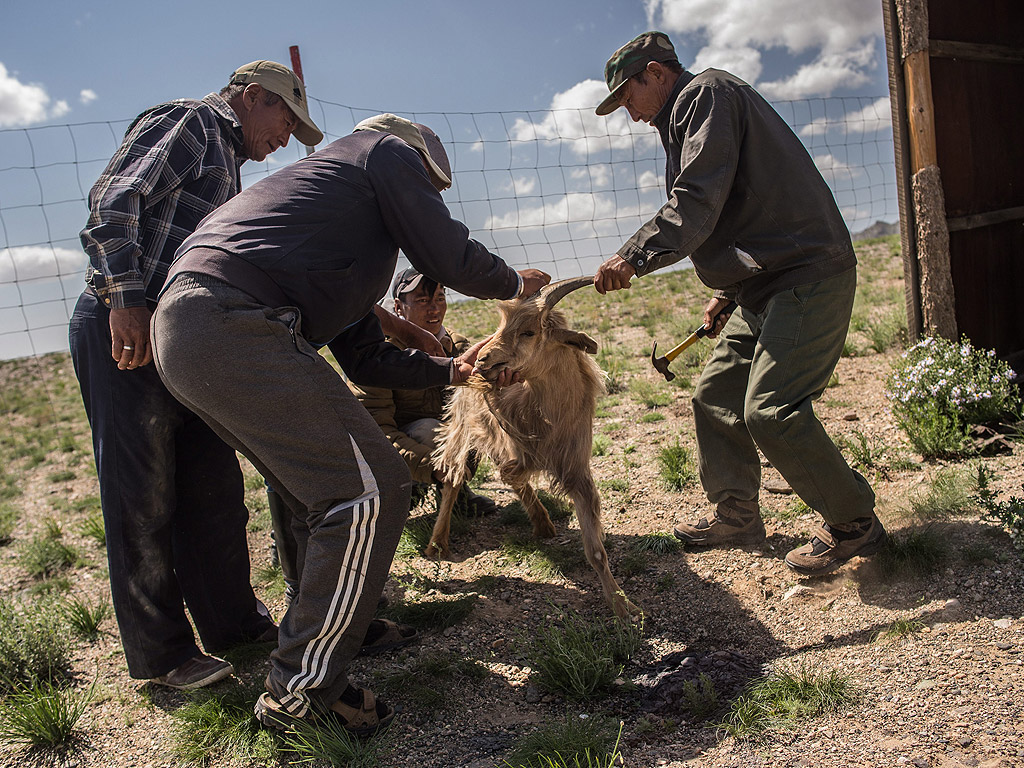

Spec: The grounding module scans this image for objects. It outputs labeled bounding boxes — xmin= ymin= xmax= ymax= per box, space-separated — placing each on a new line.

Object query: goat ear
xmin=551 ymin=328 xmax=598 ymax=355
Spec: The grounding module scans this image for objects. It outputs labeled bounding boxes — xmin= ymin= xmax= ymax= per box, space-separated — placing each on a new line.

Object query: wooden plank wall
xmin=927 ymin=0 xmax=1024 ymax=356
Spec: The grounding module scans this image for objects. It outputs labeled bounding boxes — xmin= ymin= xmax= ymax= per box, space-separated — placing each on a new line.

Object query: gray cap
xmin=354 ymin=113 xmax=452 ymax=190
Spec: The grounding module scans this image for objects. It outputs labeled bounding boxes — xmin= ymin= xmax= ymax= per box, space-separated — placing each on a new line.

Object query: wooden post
xmin=289 ymin=45 xmax=315 ymax=157
xmin=895 ymin=0 xmax=957 ymax=340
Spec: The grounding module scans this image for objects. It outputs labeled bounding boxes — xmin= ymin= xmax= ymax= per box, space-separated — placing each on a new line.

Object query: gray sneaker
xmin=785 ymin=515 xmax=886 ymax=575
xmin=673 ymin=499 xmax=766 ymax=546
xmin=150 ymin=654 xmax=233 ymax=690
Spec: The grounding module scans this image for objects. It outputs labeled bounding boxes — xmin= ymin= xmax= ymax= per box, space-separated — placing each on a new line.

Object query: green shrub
xmin=886 ymin=336 xmax=1020 ymax=458
xmin=975 ymin=467 xmax=1024 ymax=551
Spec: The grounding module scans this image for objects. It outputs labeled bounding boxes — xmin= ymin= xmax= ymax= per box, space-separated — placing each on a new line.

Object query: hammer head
xmin=650 ymin=342 xmax=676 ymax=381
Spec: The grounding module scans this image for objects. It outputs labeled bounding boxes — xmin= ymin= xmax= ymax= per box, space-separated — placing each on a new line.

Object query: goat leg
xmin=567 ymin=480 xmax=641 ymax=620
xmin=500 ymin=465 xmax=556 ymax=539
xmin=426 ymin=480 xmax=459 ymax=559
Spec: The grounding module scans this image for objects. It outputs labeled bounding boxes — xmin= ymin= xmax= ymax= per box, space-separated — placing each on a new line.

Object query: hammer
xmin=651 ymin=301 xmax=737 ymax=381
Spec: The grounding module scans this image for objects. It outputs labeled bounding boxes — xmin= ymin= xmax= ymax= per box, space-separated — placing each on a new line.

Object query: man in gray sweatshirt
xmin=151 ymin=114 xmax=548 ymax=735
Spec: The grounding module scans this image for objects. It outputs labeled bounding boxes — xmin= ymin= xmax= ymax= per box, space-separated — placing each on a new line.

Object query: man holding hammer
xmin=593 ymin=32 xmax=884 ymax=576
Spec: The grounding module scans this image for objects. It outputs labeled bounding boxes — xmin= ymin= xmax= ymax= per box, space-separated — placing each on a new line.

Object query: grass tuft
xmin=282 ymin=704 xmax=393 ymax=768
xmin=630 ymin=532 xmax=682 ymax=555
xmin=0 ymin=598 xmax=72 ymax=692
xmin=657 ymin=439 xmax=697 ymax=491
xmin=525 ymin=609 xmax=643 ymax=701
xmin=0 ymin=678 xmax=93 ymax=748
xmin=876 ymin=527 xmax=949 ymax=577
xmin=504 ymin=714 xmax=622 ymax=768
xmin=873 ymin=617 xmax=925 ymax=643
xmin=61 ymin=596 xmax=111 ymax=642
xmin=384 ymin=594 xmax=477 ymax=631
xmin=170 ymin=681 xmax=277 ymax=766
xmin=721 ymin=665 xmax=858 ymax=739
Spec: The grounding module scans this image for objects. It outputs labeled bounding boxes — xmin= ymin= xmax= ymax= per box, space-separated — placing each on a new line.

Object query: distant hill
xmin=852 ymin=220 xmax=900 ymax=241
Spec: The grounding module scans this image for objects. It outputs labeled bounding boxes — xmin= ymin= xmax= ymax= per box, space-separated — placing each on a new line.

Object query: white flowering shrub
xmin=885 ymin=336 xmax=1021 ymax=458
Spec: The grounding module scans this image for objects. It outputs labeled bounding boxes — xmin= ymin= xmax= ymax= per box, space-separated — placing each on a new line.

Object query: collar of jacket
xmin=201 ymin=92 xmax=246 ymax=160
xmin=652 ymin=70 xmax=696 ymax=134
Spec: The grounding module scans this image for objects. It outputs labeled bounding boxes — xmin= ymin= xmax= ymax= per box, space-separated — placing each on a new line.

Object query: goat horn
xmin=536 ymin=275 xmax=594 ymax=309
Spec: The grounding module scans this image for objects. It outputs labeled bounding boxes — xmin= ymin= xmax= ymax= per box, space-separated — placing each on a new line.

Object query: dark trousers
xmin=152 ymin=276 xmax=410 ymax=714
xmin=68 ymin=290 xmax=271 ymax=679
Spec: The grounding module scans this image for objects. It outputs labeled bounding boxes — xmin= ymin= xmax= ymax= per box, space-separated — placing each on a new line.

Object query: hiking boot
xmin=150 ymin=654 xmax=233 ymax=690
xmin=673 ymin=499 xmax=766 ymax=546
xmin=785 ymin=515 xmax=886 ymax=576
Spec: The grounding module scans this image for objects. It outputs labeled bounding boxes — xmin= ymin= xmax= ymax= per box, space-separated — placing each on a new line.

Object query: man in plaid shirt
xmin=69 ymin=61 xmax=322 ymax=690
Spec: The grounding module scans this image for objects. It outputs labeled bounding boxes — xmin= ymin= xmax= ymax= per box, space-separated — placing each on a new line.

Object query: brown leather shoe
xmin=785 ymin=515 xmax=887 ymax=575
xmin=150 ymin=653 xmax=233 ymax=690
xmin=673 ymin=499 xmax=766 ymax=546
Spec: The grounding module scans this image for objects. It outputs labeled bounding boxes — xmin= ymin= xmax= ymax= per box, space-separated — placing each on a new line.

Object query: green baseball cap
xmin=230 ymin=60 xmax=324 ymax=146
xmin=595 ymin=31 xmax=677 ymax=116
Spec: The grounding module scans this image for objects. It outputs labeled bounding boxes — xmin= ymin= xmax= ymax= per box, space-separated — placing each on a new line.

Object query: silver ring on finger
xmin=123 ymin=345 xmax=134 ymax=351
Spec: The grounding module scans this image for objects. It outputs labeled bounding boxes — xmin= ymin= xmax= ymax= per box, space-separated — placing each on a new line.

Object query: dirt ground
xmin=0 ymin=313 xmax=1022 ymax=768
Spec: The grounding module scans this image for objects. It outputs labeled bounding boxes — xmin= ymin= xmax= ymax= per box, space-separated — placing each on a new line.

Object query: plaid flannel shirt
xmin=80 ymin=93 xmax=245 ymax=309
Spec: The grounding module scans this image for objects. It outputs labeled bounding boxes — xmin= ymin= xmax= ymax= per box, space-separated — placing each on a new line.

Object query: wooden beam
xmin=930 ymin=40 xmax=1024 ymax=65
xmin=947 ymin=206 xmax=1024 ymax=233
xmin=903 ymin=49 xmax=938 ymax=172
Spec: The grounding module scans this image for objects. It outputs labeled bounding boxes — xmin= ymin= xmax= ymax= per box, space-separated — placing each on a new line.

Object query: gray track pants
xmin=692 ymin=268 xmax=875 ymax=525
xmin=152 ymin=275 xmax=411 ymax=715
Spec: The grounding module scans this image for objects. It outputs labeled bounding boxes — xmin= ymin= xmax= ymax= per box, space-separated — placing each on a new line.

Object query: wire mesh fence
xmin=0 ymin=93 xmax=897 ymax=361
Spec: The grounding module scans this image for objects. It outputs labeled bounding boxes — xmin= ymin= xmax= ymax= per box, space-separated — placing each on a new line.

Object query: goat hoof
xmin=612 ymin=597 xmax=642 ymax=622
xmin=533 ymin=523 xmax=557 ymax=539
xmin=424 ymin=543 xmax=450 ymax=560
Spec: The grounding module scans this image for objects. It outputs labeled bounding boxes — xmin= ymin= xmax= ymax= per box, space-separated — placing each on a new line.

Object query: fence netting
xmin=0 ymin=94 xmax=896 ymax=361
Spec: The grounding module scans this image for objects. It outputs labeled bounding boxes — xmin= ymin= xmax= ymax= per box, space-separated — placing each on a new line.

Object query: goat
xmin=428 ymin=276 xmax=638 ymax=620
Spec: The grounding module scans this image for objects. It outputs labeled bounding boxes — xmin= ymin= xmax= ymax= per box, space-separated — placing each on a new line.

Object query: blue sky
xmin=0 ymin=0 xmax=893 ymax=358
xmin=2 ymin=0 xmax=888 ymax=127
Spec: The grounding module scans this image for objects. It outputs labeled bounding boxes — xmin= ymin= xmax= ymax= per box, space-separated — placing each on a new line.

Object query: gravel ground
xmin=1 ymin=272 xmax=1022 ymax=768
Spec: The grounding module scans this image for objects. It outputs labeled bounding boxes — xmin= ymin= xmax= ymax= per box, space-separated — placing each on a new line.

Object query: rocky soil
xmin=0 ymin=260 xmax=1022 ymax=767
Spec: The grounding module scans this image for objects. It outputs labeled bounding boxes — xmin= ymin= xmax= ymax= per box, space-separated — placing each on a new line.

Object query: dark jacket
xmin=171 ymin=130 xmax=519 ymax=346
xmin=348 ymin=329 xmax=469 ymax=482
xmin=617 ymin=70 xmax=856 ymax=312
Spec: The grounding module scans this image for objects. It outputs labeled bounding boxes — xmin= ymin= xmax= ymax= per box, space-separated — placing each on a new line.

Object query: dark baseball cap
xmin=595 ymin=31 xmax=678 ymax=116
xmin=391 ymin=267 xmax=426 ymax=299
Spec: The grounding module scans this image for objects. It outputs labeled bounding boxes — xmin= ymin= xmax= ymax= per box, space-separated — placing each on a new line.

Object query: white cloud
xmin=80 ymin=89 xmax=97 ymax=105
xmin=510 ymin=79 xmax=655 ymax=157
xmin=0 ymin=246 xmax=87 ymax=282
xmin=800 ymin=96 xmax=891 ymax=138
xmin=691 ymin=45 xmax=762 ymax=85
xmin=0 ymin=62 xmax=71 ymax=127
xmin=646 ymin=0 xmax=883 ymax=98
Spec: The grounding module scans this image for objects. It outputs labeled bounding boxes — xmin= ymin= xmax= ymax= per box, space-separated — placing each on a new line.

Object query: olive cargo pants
xmin=692 ymin=268 xmax=875 ymax=525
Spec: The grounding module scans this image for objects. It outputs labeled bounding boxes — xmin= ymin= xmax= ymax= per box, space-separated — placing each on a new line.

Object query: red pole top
xmin=289 ymin=45 xmax=305 ymax=84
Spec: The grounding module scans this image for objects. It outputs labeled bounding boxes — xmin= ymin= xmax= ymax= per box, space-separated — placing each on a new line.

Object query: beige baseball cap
xmin=229 ymin=60 xmax=324 ymax=146
xmin=353 ymin=113 xmax=452 ymax=190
